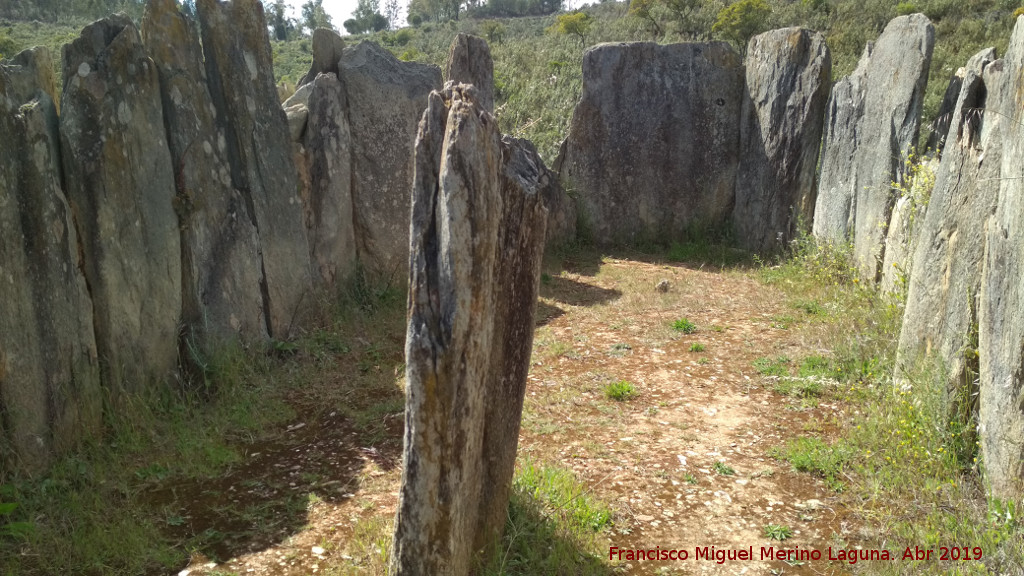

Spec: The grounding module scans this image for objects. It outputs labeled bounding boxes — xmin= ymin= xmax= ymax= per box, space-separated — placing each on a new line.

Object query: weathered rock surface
xmin=3 ymin=46 xmax=60 ymax=111
xmin=506 ymin=135 xmax=575 ymax=247
xmin=813 ymin=43 xmax=871 ymax=245
xmin=303 ymin=72 xmax=356 ymax=286
xmin=198 ymin=0 xmax=312 ymax=337
xmin=851 ymin=14 xmax=935 ymax=281
xmin=142 ymin=0 xmax=268 ymax=348
xmin=392 ymin=84 xmax=503 ymax=575
xmin=339 ymin=41 xmax=441 ymax=275
xmin=925 ymin=47 xmax=996 ymax=155
xmin=879 ymin=194 xmax=921 ymax=296
xmin=980 ymin=19 xmax=1024 ymax=499
xmin=60 ymin=16 xmax=182 ymax=390
xmin=392 ymin=83 xmax=548 ymax=573
xmin=298 ymin=27 xmax=345 ymax=87
xmin=733 ymin=27 xmax=831 ymax=253
xmin=897 ymin=66 xmax=998 ymax=426
xmin=445 ymin=33 xmax=494 ymax=112
xmin=557 ymin=42 xmax=743 ymax=246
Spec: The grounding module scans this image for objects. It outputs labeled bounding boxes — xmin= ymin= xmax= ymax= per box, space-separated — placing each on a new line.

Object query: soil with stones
xmin=162 ymin=253 xmax=863 ymax=576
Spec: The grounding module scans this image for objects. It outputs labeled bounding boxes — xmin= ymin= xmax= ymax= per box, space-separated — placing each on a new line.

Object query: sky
xmin=283 ymin=0 xmax=366 ymax=31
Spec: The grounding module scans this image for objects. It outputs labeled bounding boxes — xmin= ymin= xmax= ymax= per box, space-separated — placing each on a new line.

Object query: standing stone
xmin=851 ymin=14 xmax=934 ymax=281
xmin=813 ymin=43 xmax=872 ymax=245
xmin=3 ymin=46 xmax=60 ymax=111
xmin=303 ymin=72 xmax=357 ymax=286
xmin=60 ymin=16 xmax=181 ymax=391
xmin=392 ymin=84 xmax=503 ymax=576
xmin=142 ymin=0 xmax=268 ymax=348
xmin=879 ymin=194 xmax=923 ymax=296
xmin=733 ymin=28 xmax=831 ymax=253
xmin=446 ymin=33 xmax=494 ymax=112
xmin=925 ymin=47 xmax=996 ymax=156
xmin=557 ymin=42 xmax=743 ymax=246
xmin=0 ymin=64 xmax=50 ymax=470
xmin=340 ymin=41 xmax=441 ymax=277
xmin=980 ymin=18 xmax=1024 ymax=500
xmin=297 ymin=27 xmax=345 ymax=87
xmin=198 ymin=0 xmax=313 ymax=338
xmin=392 ymin=84 xmax=549 ymax=574
xmin=475 ymin=133 xmax=549 ymax=553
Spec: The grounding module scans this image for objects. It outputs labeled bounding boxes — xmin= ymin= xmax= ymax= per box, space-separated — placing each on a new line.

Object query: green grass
xmin=688 ymin=342 xmax=706 ymax=352
xmin=672 ymin=318 xmax=698 ymax=334
xmin=481 ymin=460 xmax=614 ymax=575
xmin=771 ymin=437 xmax=851 ymax=493
xmin=604 ymin=380 xmax=636 ymax=402
xmin=753 ymin=356 xmax=791 ymax=377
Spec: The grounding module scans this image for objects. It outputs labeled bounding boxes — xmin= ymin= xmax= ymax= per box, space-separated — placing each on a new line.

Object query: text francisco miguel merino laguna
xmin=609 ymin=545 xmax=921 ymax=565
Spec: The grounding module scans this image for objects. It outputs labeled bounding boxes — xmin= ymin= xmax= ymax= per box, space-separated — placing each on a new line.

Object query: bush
xmin=712 ymin=0 xmax=772 ymax=48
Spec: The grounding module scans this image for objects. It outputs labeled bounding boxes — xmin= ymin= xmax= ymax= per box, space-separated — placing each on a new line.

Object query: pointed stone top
xmin=298 ymin=28 xmax=345 ymax=87
xmin=445 ymin=33 xmax=494 ymax=112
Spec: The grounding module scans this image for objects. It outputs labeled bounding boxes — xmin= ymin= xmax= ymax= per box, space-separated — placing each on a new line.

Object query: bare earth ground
xmin=164 ymin=254 xmax=864 ymax=576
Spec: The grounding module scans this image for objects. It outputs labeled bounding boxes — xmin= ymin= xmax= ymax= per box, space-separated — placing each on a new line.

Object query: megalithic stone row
xmin=197 ymin=0 xmax=312 ymax=338
xmin=391 ymin=83 xmax=549 ymax=574
xmin=733 ymin=27 xmax=831 ymax=253
xmin=556 ymin=42 xmax=743 ymax=246
xmin=60 ymin=16 xmax=182 ymax=391
xmin=980 ymin=17 xmax=1024 ymax=500
xmin=896 ymin=57 xmax=1000 ymax=423
xmin=142 ymin=0 xmax=268 ymax=349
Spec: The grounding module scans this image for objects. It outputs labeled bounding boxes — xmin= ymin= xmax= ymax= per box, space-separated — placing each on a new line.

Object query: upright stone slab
xmin=980 ymin=18 xmax=1024 ymax=500
xmin=879 ymin=194 xmax=922 ymax=295
xmin=392 ymin=84 xmax=503 ymax=575
xmin=297 ymin=27 xmax=345 ymax=87
xmin=60 ymin=16 xmax=181 ymax=390
xmin=198 ymin=0 xmax=313 ymax=337
xmin=557 ymin=42 xmax=743 ymax=246
xmin=733 ymin=28 xmax=831 ymax=253
xmin=0 ymin=64 xmax=50 ymax=470
xmin=392 ymin=84 xmax=549 ymax=574
xmin=813 ymin=44 xmax=871 ymax=245
xmin=339 ymin=41 xmax=441 ymax=276
xmin=303 ymin=72 xmax=357 ymax=286
xmin=851 ymin=14 xmax=934 ymax=281
xmin=925 ymin=47 xmax=996 ymax=155
xmin=897 ymin=66 xmax=998 ymax=422
xmin=142 ymin=0 xmax=268 ymax=347
xmin=446 ymin=33 xmax=494 ymax=112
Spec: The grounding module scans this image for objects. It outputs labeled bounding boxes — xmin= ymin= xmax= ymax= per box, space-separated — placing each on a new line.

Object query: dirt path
xmin=168 ymin=254 xmax=859 ymax=576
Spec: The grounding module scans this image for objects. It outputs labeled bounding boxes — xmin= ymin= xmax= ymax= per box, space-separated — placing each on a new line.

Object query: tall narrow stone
xmin=298 ymin=27 xmax=345 ymax=87
xmin=980 ymin=18 xmax=1024 ymax=500
xmin=197 ymin=0 xmax=313 ymax=337
xmin=557 ymin=42 xmax=744 ymax=246
xmin=142 ymin=0 xmax=268 ymax=348
xmin=850 ymin=14 xmax=934 ymax=281
xmin=813 ymin=43 xmax=871 ymax=245
xmin=339 ymin=41 xmax=441 ymax=277
xmin=733 ymin=27 xmax=831 ymax=253
xmin=303 ymin=72 xmax=356 ymax=286
xmin=896 ymin=64 xmax=999 ymax=416
xmin=60 ymin=16 xmax=181 ymax=391
xmin=445 ymin=33 xmax=494 ymax=112
xmin=392 ymin=84 xmax=549 ymax=574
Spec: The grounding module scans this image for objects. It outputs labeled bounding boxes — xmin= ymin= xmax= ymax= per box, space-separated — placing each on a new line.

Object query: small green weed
xmin=684 ymin=473 xmax=698 ymax=485
xmin=689 ymin=342 xmax=706 ymax=352
xmin=605 ymin=381 xmax=636 ymax=401
xmin=672 ymin=318 xmax=697 ymax=334
xmin=698 ymin=357 xmax=710 ymax=365
xmin=792 ymin=299 xmax=825 ymax=315
xmin=772 ymin=437 xmax=850 ymax=492
xmin=763 ymin=524 xmax=793 ymax=541
xmin=713 ymin=461 xmax=735 ymax=476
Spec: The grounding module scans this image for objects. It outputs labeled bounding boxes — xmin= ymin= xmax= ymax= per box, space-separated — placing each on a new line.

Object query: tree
xmin=301 ymin=0 xmax=334 ymax=33
xmin=264 ymin=0 xmax=289 ymax=40
xmin=629 ymin=0 xmax=663 ymax=38
xmin=550 ymin=12 xmax=594 ymax=46
xmin=384 ymin=0 xmax=401 ymax=29
xmin=712 ymin=0 xmax=772 ymax=48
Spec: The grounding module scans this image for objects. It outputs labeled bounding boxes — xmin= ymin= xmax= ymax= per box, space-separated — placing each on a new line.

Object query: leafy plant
xmin=604 ymin=380 xmax=636 ymax=401
xmin=689 ymin=342 xmax=706 ymax=352
xmin=763 ymin=524 xmax=793 ymax=541
xmin=713 ymin=461 xmax=735 ymax=476
xmin=712 ymin=0 xmax=772 ymax=48
xmin=672 ymin=318 xmax=698 ymax=334
xmin=549 ymin=12 xmax=593 ymax=46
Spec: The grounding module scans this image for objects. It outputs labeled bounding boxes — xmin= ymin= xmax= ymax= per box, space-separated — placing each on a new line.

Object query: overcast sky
xmin=282 ymin=0 xmax=368 ymax=30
